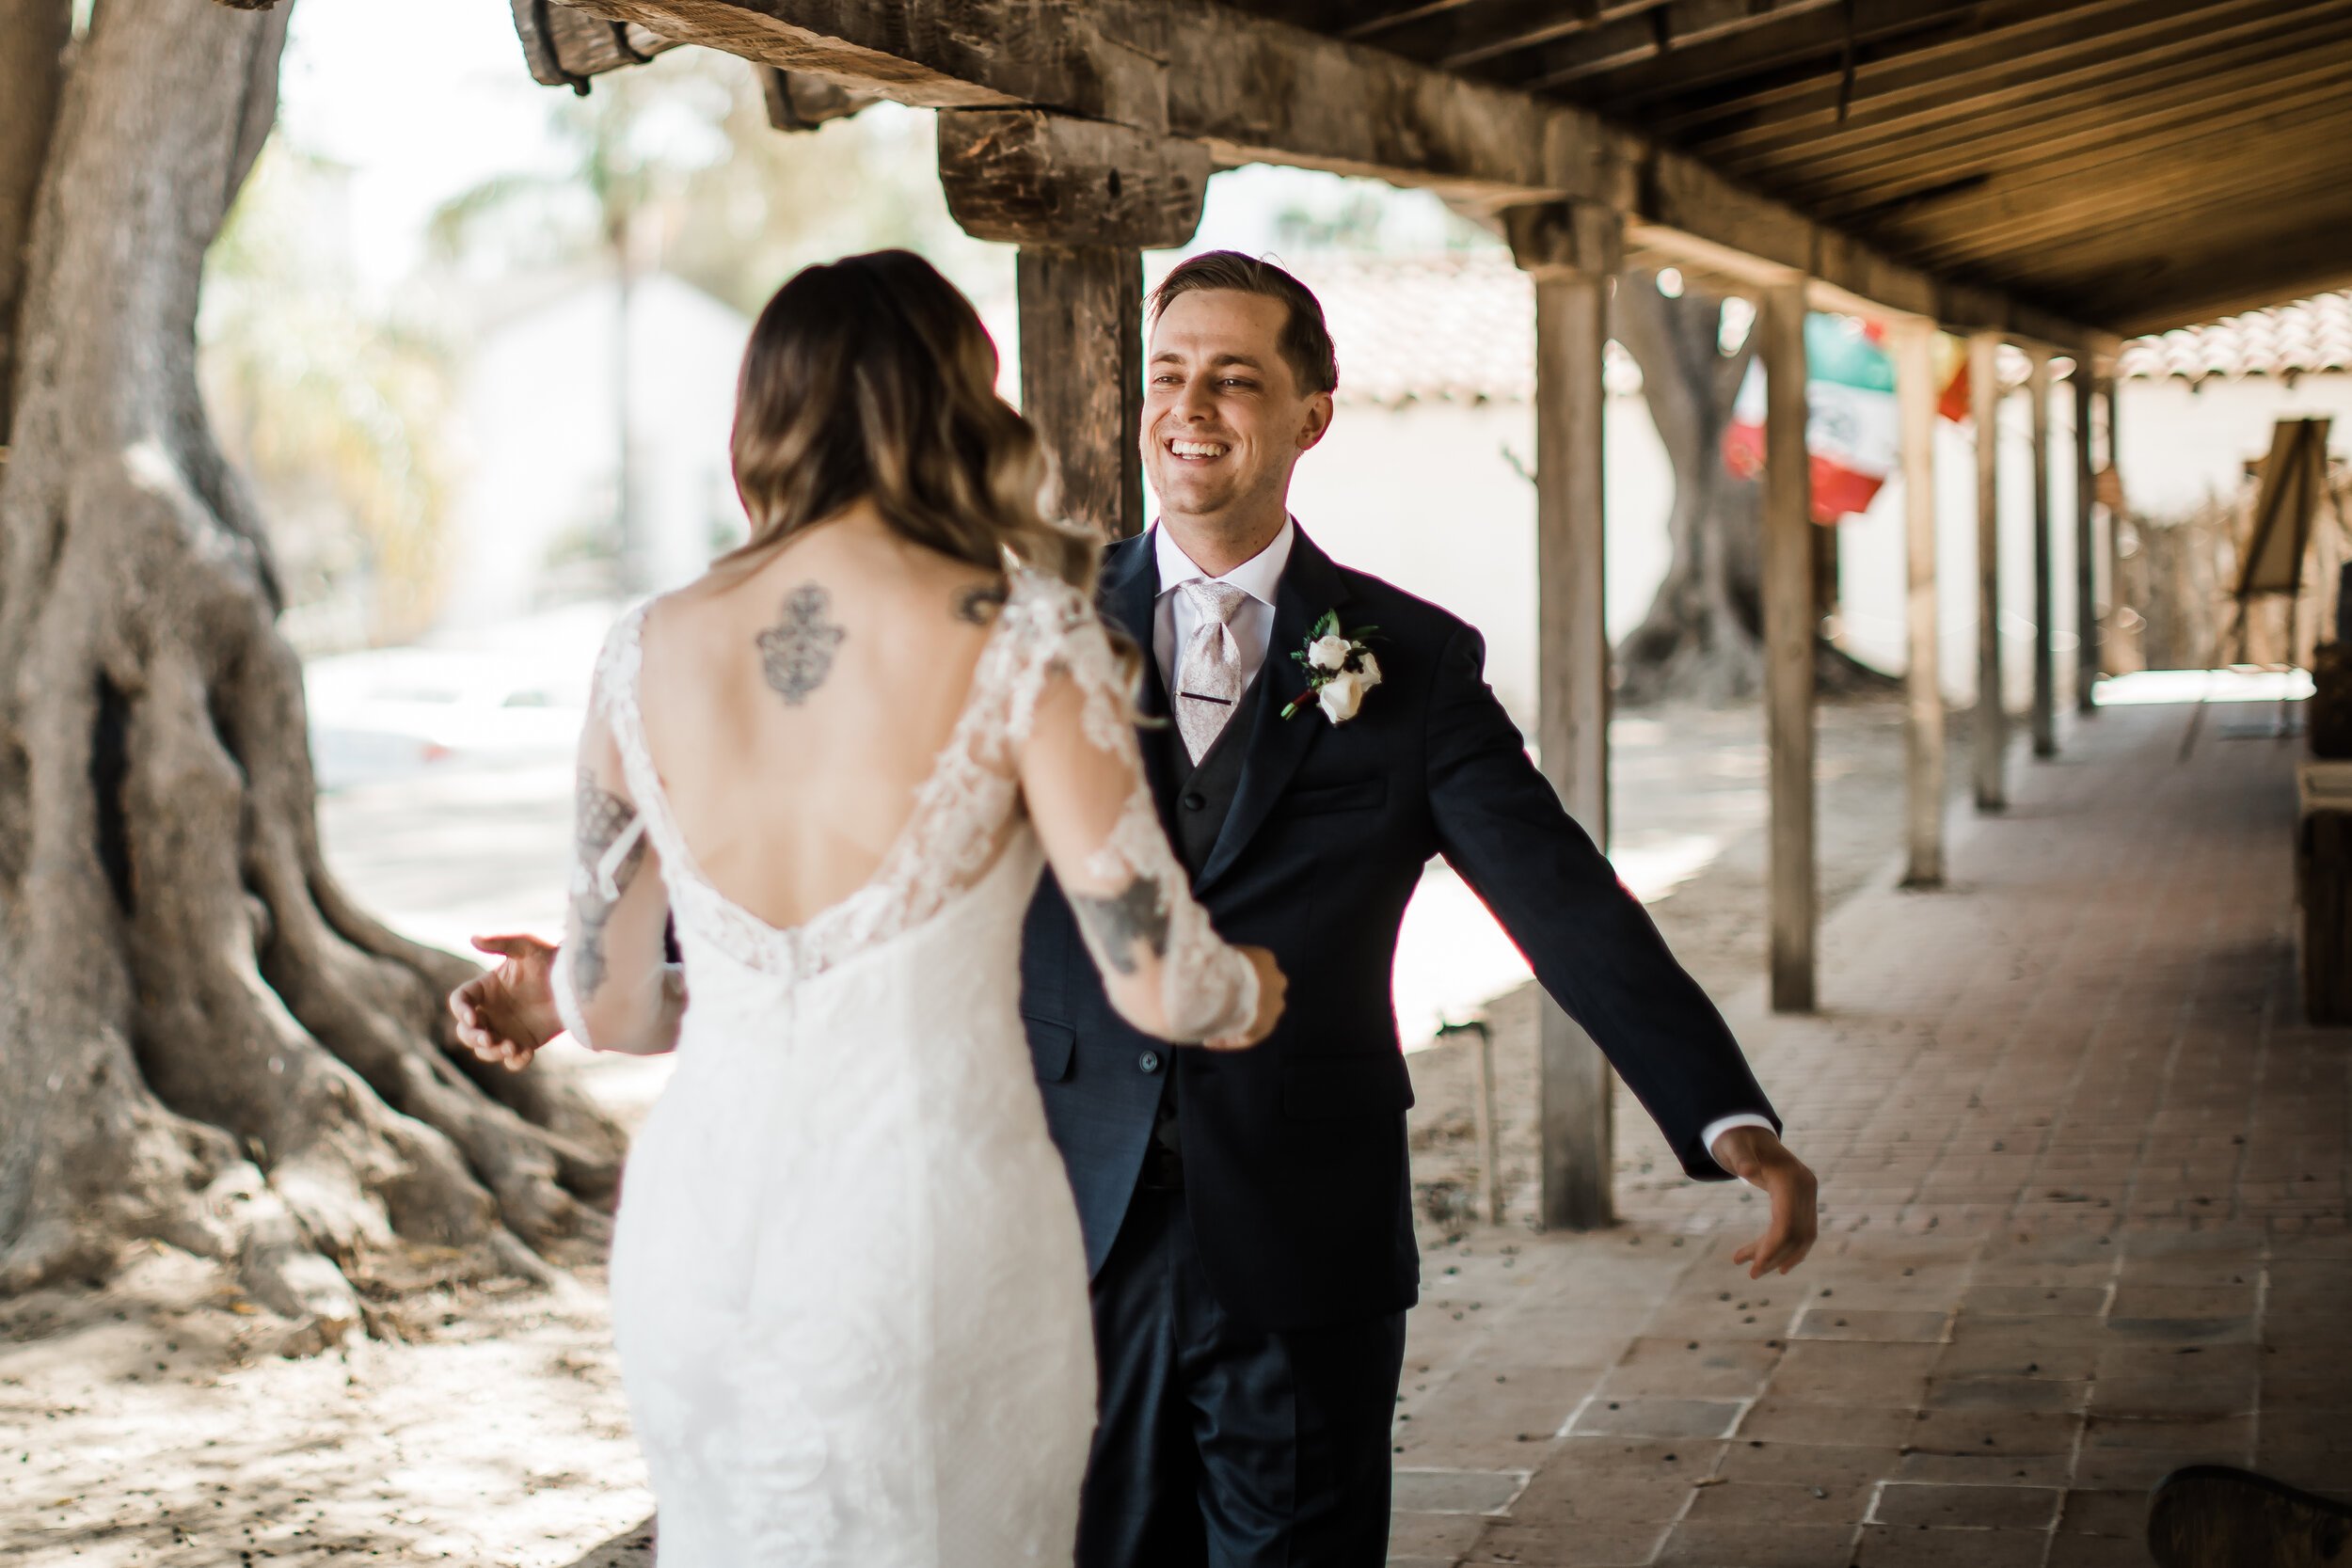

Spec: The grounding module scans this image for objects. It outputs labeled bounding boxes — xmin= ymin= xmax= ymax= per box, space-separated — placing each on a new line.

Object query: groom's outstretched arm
xmin=1423 ymin=622 xmax=1779 ymax=1181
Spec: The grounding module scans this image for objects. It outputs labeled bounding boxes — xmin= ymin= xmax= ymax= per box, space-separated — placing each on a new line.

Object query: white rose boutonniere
xmin=1281 ymin=610 xmax=1383 ymax=725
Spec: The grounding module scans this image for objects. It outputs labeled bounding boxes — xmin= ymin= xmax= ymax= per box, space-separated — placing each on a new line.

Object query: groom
xmin=452 ymin=252 xmax=1815 ymax=1565
xmin=1025 ymin=252 xmax=1809 ymax=1566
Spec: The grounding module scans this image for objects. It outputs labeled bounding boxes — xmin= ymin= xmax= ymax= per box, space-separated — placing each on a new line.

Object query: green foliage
xmin=201 ymin=142 xmax=453 ymax=648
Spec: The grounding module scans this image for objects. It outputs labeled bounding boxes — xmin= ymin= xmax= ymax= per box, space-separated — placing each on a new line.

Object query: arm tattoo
xmin=952 ymin=578 xmax=1008 ymax=626
xmin=1073 ymin=875 xmax=1172 ymax=976
xmin=570 ymin=768 xmax=646 ymax=997
xmin=755 ymin=583 xmax=846 ymax=705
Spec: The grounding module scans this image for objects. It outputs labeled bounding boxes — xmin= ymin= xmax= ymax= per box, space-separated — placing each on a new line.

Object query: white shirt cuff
xmin=1701 ymin=1113 xmax=1777 ymax=1184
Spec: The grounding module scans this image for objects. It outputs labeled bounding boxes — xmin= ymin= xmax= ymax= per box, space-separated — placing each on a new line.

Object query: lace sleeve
xmin=1005 ymin=577 xmax=1259 ymax=1044
xmin=552 ymin=614 xmax=682 ymax=1054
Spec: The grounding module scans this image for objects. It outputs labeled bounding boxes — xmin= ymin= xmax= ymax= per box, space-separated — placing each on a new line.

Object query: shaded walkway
xmin=1390 ymin=700 xmax=2350 ymax=1567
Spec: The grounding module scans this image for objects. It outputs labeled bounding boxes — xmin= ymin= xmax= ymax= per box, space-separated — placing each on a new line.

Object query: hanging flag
xmin=1722 ymin=313 xmax=1942 ymax=523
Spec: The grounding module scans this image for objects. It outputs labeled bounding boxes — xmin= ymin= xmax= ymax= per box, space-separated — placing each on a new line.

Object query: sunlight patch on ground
xmin=1394 ymin=832 xmax=1722 ymax=1052
xmin=2092 ymin=668 xmax=2313 ymax=705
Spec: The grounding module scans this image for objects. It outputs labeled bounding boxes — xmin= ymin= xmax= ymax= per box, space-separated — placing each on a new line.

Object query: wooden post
xmin=1015 ymin=249 xmax=1146 ymax=537
xmin=1760 ymin=279 xmax=1817 ymax=1013
xmin=1470 ymin=1023 xmax=1502 ymax=1227
xmin=2102 ymin=376 xmax=2123 ymax=679
xmin=1895 ymin=320 xmax=1945 ymax=888
xmin=936 ymin=109 xmax=1210 ymax=540
xmin=1970 ymin=330 xmax=2007 ymax=812
xmin=2029 ymin=352 xmax=2057 ymax=757
xmin=2074 ymin=367 xmax=2099 ymax=713
xmin=1507 ymin=200 xmax=1619 ymax=1230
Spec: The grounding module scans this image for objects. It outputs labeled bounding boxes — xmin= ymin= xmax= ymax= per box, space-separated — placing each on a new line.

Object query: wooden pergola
xmin=513 ymin=0 xmax=2352 ymax=1228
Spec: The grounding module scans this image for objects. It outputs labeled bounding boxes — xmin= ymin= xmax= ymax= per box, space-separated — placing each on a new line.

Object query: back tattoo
xmin=756 ymin=583 xmax=846 ymax=705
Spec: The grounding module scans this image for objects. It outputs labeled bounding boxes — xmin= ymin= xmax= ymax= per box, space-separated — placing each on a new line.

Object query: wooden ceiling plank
xmin=1674 ymin=0 xmax=2325 ymax=158
xmin=1931 ymin=176 xmax=2352 ymax=286
xmin=1360 ymin=0 xmax=1658 ymax=68
xmin=1774 ymin=19 xmax=2352 ymax=198
xmin=2114 ymin=239 xmax=2352 ymax=334
xmin=1533 ymin=0 xmax=2014 ymax=107
xmin=1517 ymin=0 xmax=1899 ymax=87
xmin=1881 ymin=110 xmax=2352 ymax=262
xmin=2049 ymin=208 xmax=2352 ymax=324
xmin=1803 ymin=50 xmax=2352 ymax=222
xmin=1686 ymin=0 xmax=2342 ymax=168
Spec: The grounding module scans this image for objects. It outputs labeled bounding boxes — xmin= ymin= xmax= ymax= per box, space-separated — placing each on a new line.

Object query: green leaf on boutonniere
xmin=1311 ymin=609 xmax=1340 ymax=640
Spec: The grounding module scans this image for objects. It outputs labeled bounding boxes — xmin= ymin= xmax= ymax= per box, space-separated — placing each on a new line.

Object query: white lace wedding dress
xmin=552 ymin=570 xmax=1258 ymax=1566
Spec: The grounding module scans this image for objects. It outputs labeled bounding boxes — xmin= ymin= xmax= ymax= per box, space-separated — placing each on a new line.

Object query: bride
xmin=465 ymin=250 xmax=1284 ymax=1564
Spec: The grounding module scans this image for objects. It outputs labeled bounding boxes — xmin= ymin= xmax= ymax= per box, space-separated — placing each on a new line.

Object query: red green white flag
xmin=1722 ymin=313 xmax=1902 ymax=524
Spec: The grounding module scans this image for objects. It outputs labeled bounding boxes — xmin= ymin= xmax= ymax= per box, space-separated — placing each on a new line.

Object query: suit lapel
xmin=1099 ymin=533 xmax=1183 ymax=843
xmin=1194 ymin=528 xmax=1350 ymax=895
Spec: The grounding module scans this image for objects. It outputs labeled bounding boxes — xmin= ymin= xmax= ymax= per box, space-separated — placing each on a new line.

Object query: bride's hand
xmin=1204 ymin=945 xmax=1286 ymax=1051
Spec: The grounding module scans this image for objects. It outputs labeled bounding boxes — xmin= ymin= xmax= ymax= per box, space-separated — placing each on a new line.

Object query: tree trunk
xmin=1611 ymin=274 xmax=1765 ymax=705
xmin=1610 ymin=273 xmax=1899 ymax=706
xmin=0 ymin=0 xmax=624 ymax=1338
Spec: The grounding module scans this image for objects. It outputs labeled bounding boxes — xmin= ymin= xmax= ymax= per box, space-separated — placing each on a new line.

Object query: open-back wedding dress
xmin=551 ymin=569 xmax=1258 ymax=1566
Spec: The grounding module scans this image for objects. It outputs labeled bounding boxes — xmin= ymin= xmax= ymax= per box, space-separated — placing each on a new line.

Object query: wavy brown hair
xmin=722 ymin=250 xmax=1097 ymax=595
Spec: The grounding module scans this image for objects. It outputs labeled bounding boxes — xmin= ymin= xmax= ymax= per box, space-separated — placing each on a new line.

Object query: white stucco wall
xmin=1282 ymin=394 xmax=1676 ymax=734
xmin=437 ymin=274 xmax=749 ymax=629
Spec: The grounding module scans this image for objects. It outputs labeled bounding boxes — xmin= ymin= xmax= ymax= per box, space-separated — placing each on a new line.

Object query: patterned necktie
xmin=1174 ymin=578 xmax=1250 ymax=764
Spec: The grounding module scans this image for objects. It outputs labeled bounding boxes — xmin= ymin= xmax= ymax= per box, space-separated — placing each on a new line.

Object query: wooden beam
xmin=547 ymin=0 xmax=2109 ymax=351
xmin=938 ymin=109 xmax=1211 ymax=248
xmin=759 ymin=65 xmax=880 ymax=129
xmin=1970 ymin=329 xmax=2006 ymax=812
xmin=1511 ymin=200 xmax=1620 ymax=1231
xmin=2074 ymin=367 xmax=2099 ymax=715
xmin=1896 ymin=319 xmax=1944 ymax=888
xmin=1760 ymin=279 xmax=1817 ymax=1012
xmin=509 ymin=0 xmax=683 ymax=89
xmin=2028 ymin=351 xmax=2056 ymax=758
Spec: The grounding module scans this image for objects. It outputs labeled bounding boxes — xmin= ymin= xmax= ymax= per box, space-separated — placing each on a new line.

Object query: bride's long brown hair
xmin=721 ymin=250 xmax=1098 ymax=597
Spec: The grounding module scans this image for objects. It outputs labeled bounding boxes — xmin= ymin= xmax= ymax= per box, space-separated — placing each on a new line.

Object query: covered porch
xmin=1387 ymin=695 xmax=2346 ymax=1566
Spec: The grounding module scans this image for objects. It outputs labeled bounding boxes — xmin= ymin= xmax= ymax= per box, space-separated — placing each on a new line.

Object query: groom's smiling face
xmin=1141 ymin=290 xmax=1331 ymax=533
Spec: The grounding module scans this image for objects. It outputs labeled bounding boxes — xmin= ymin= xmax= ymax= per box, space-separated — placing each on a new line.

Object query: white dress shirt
xmin=1145 ymin=516 xmax=1772 ymax=1180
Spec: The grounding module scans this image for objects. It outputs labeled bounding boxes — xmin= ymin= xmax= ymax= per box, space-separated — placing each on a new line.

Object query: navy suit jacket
xmin=1019 ymin=525 xmax=1777 ymax=1332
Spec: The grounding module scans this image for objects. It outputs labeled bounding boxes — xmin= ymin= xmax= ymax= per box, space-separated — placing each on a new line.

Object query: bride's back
xmin=636 ymin=508 xmax=1007 ymax=932
xmin=606 ymin=247 xmax=1098 ymax=934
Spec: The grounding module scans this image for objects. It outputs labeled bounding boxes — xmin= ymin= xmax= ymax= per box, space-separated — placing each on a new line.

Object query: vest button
xmin=1136 ymin=1050 xmax=1163 ymax=1074
xmin=1181 ymin=791 xmax=1206 ymax=811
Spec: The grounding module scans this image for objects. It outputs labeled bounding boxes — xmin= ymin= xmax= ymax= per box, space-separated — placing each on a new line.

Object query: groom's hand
xmin=450 ymin=934 xmax=564 ymax=1071
xmin=1712 ymin=1126 xmax=1819 ymax=1279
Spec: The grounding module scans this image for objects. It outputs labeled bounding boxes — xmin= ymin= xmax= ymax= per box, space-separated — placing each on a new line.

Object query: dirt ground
xmin=1 ymin=692 xmax=1927 ymax=1567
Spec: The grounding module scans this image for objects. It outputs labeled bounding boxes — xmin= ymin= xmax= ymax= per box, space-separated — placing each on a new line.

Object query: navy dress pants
xmin=1074 ymin=1187 xmax=1408 ymax=1568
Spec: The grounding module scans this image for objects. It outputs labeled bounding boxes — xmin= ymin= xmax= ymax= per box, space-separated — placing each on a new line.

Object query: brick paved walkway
xmin=1386 ymin=700 xmax=2351 ymax=1567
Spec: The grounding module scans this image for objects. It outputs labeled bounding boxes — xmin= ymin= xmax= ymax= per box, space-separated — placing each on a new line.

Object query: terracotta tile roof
xmin=2118 ymin=292 xmax=2352 ymax=384
xmin=1262 ymin=250 xmax=1640 ymax=406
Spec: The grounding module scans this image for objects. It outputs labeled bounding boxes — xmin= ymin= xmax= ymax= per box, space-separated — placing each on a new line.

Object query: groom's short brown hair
xmin=1146 ymin=252 xmax=1339 ymax=397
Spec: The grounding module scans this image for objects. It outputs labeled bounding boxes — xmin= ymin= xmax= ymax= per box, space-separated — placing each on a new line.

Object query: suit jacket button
xmin=1137 ymin=1050 xmax=1162 ymax=1073
xmin=1181 ymin=791 xmax=1206 ymax=811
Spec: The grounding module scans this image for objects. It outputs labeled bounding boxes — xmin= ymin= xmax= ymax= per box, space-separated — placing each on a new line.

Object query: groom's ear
xmin=1296 ymin=390 xmax=1335 ymax=453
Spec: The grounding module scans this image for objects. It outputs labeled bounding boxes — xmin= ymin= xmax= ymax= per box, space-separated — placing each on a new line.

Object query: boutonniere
xmin=1280 ymin=610 xmax=1383 ymax=724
